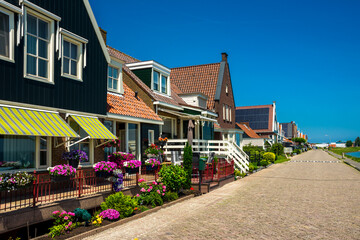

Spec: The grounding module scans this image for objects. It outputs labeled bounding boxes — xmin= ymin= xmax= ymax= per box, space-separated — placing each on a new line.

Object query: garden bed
xmin=33 ymin=194 xmax=194 ymax=240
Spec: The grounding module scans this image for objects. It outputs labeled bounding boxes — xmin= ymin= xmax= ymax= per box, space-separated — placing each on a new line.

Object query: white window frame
xmin=229 ymin=106 xmax=232 ymax=122
xmin=160 ymin=116 xmax=176 ymax=138
xmin=61 ymin=36 xmax=83 ymax=81
xmin=23 ymin=8 xmax=55 ymax=84
xmin=148 ymin=130 xmax=154 ymax=146
xmin=223 ymin=104 xmax=226 ymax=120
xmin=0 ymin=6 xmax=15 ymax=63
xmin=108 ymin=58 xmax=123 ymax=94
xmin=36 ymin=136 xmax=51 ymax=169
xmin=151 ymin=68 xmax=170 ymax=95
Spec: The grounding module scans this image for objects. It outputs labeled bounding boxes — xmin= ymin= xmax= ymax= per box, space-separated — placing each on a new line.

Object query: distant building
xmin=235 ymin=102 xmax=279 ymax=144
xmin=280 ymin=121 xmax=298 ymax=139
xmin=236 ymin=123 xmax=267 ymax=148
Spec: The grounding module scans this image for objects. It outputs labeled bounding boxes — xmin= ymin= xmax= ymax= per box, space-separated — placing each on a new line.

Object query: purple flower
xmin=99 ymin=209 xmax=120 ymax=220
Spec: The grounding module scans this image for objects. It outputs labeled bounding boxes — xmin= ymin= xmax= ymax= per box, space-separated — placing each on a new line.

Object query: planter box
xmin=145 ymin=165 xmax=158 ymax=172
xmin=50 ymin=175 xmax=71 ymax=183
xmin=95 ymin=171 xmax=113 ymax=178
xmin=124 ymin=167 xmax=139 ymax=174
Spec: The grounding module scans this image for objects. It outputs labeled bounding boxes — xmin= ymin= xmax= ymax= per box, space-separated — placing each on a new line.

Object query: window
xmin=39 ymin=137 xmax=48 ymax=167
xmin=153 ymin=70 xmax=160 ymax=91
xmin=229 ymin=106 xmax=232 ymax=122
xmin=25 ymin=11 xmax=54 ymax=82
xmin=62 ymin=40 xmax=79 ymax=78
xmin=108 ymin=66 xmax=119 ymax=91
xmin=226 ymin=84 xmax=229 ymax=94
xmin=0 ymin=7 xmax=14 ymax=62
xmin=223 ymin=104 xmax=226 ymax=120
xmin=226 ymin=105 xmax=229 ymax=121
xmin=161 ymin=75 xmax=167 ymax=93
xmin=148 ymin=130 xmax=154 ymax=146
xmin=69 ymin=119 xmax=90 ymax=163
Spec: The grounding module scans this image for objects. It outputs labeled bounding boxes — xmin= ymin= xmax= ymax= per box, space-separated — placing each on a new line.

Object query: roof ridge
xmin=107 ymin=46 xmax=140 ymax=62
xmin=171 ymin=62 xmax=221 ymax=70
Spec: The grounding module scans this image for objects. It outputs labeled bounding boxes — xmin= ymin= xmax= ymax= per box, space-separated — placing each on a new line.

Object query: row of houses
xmin=0 ymin=0 xmax=253 ymax=173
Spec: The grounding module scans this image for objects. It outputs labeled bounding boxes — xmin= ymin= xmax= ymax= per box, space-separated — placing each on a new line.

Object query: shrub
xmin=99 ymin=209 xmax=120 ymax=221
xmin=234 ymin=169 xmax=246 ymax=179
xmin=136 ymin=180 xmax=166 ymax=207
xmin=293 ymin=149 xmax=301 ymax=154
xmin=100 ymin=192 xmax=137 ymax=219
xmin=260 ymin=159 xmax=269 ymax=166
xmin=263 ymin=152 xmax=276 ymax=163
xmin=73 ymin=208 xmax=91 ymax=224
xmin=248 ymin=162 xmax=258 ymax=173
xmin=49 ymin=210 xmax=77 ymax=238
xmin=346 ymin=140 xmax=353 ymax=147
xmin=183 ymin=142 xmax=193 ymax=189
xmin=355 ymin=137 xmax=360 ymax=147
xmin=270 ymin=143 xmax=284 ymax=156
xmin=163 ymin=191 xmax=179 ymax=202
xmin=158 ymin=165 xmax=187 ymax=192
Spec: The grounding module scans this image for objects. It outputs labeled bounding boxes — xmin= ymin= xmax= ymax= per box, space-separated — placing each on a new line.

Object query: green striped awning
xmin=71 ymin=115 xmax=116 ymax=140
xmin=0 ymin=106 xmax=79 ymax=137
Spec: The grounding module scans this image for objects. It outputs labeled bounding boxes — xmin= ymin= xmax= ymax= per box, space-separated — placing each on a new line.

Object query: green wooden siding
xmin=131 ymin=68 xmax=152 ymax=89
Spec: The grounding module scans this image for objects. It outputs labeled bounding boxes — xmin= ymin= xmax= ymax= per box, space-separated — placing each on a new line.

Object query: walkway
xmin=85 ymin=150 xmax=360 ymax=240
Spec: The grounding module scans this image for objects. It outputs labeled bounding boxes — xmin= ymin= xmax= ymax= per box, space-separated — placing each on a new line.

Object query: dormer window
xmin=161 ymin=75 xmax=167 ymax=94
xmin=153 ymin=70 xmax=160 ymax=91
xmin=107 ymin=59 xmax=123 ymax=93
xmin=152 ymin=69 xmax=168 ymax=94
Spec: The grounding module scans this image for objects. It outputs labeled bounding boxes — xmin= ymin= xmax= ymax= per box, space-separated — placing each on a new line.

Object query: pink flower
xmin=65 ymin=226 xmax=68 ymax=229
xmin=140 ymin=188 xmax=146 ymax=192
xmin=68 ymin=221 xmax=72 ymax=226
xmin=163 ymin=189 xmax=166 ymax=192
xmin=157 ymin=190 xmax=161 ymax=194
xmin=147 ymin=188 xmax=151 ymax=192
xmin=64 ymin=216 xmax=68 ymax=220
xmin=136 ymin=194 xmax=140 ymax=197
xmin=162 ymin=193 xmax=165 ymax=196
xmin=138 ymin=178 xmax=145 ymax=183
xmin=52 ymin=211 xmax=60 ymax=215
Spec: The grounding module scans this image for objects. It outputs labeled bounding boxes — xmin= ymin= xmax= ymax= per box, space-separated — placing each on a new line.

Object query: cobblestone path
xmin=85 ymin=150 xmax=360 ymax=240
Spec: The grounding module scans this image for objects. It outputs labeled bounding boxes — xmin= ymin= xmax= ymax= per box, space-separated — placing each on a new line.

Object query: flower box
xmin=124 ymin=167 xmax=139 ymax=174
xmin=95 ymin=171 xmax=113 ymax=178
xmin=146 ymin=165 xmax=158 ymax=172
xmin=50 ymin=175 xmax=72 ymax=183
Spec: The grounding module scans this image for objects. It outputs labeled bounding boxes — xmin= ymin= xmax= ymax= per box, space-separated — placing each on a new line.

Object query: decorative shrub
xmin=93 ymin=161 xmax=117 ymax=173
xmin=293 ymin=149 xmax=301 ymax=154
xmin=100 ymin=192 xmax=137 ymax=219
xmin=136 ymin=180 xmax=166 ymax=207
xmin=158 ymin=165 xmax=187 ymax=193
xmin=62 ymin=150 xmax=88 ymax=163
xmin=270 ymin=143 xmax=284 ymax=156
xmin=48 ymin=164 xmax=76 ymax=177
xmin=183 ymin=142 xmax=193 ymax=189
xmin=248 ymin=162 xmax=258 ymax=173
xmin=99 ymin=209 xmax=120 ymax=220
xmin=260 ymin=159 xmax=270 ymax=166
xmin=108 ymin=152 xmax=135 ymax=168
xmin=73 ymin=208 xmax=91 ymax=224
xmin=123 ymin=160 xmax=141 ymax=169
xmin=145 ymin=158 xmax=161 ymax=167
xmin=263 ymin=152 xmax=276 ymax=163
xmin=163 ymin=191 xmax=179 ymax=202
xmin=49 ymin=210 xmax=77 ymax=238
xmin=0 ymin=172 xmax=35 ymax=191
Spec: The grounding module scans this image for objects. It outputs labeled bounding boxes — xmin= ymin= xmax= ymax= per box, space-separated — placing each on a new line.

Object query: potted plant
xmin=48 ymin=164 xmax=76 ymax=182
xmin=0 ymin=172 xmax=35 ymax=191
xmin=62 ymin=150 xmax=88 ymax=169
xmin=158 ymin=137 xmax=168 ymax=148
xmin=102 ymin=138 xmax=121 ymax=149
xmin=93 ymin=161 xmax=117 ymax=178
xmin=108 ymin=152 xmax=135 ymax=169
xmin=145 ymin=144 xmax=162 ymax=158
xmin=123 ymin=160 xmax=141 ymax=174
xmin=144 ymin=158 xmax=161 ymax=171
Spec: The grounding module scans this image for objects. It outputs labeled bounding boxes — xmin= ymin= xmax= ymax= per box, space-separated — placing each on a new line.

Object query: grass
xmin=330 ymin=147 xmax=360 ymax=162
xmin=274 ymin=155 xmax=290 ymax=164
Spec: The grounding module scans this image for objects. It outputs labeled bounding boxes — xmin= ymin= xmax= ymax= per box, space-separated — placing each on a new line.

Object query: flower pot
xmin=146 ymin=165 xmax=158 ymax=172
xmin=125 ymin=167 xmax=139 ymax=174
xmin=96 ymin=171 xmax=113 ymax=178
xmin=50 ymin=175 xmax=71 ymax=183
xmin=68 ymin=158 xmax=80 ymax=169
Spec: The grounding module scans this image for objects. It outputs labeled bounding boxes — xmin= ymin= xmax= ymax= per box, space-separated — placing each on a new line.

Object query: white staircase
xmin=163 ymin=139 xmax=249 ymax=173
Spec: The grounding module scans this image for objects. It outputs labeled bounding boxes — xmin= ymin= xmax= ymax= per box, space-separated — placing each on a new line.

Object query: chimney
xmin=221 ymin=52 xmax=228 ymax=62
xmin=99 ymin=27 xmax=107 ymax=44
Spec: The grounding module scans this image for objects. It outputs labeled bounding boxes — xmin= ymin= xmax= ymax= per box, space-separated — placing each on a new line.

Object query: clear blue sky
xmin=90 ymin=0 xmax=360 ymax=143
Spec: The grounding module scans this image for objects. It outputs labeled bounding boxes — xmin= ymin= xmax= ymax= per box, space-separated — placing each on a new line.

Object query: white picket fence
xmin=163 ymin=139 xmax=249 ymax=173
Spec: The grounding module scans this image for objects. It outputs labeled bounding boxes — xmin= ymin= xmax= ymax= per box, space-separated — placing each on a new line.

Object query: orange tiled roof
xmin=108 ymin=47 xmax=187 ymax=107
xmin=171 ymin=63 xmax=221 ymax=110
xmin=107 ymin=83 xmax=162 ymax=122
xmin=283 ymin=138 xmax=293 ymax=143
xmin=236 ymin=123 xmax=261 ymax=139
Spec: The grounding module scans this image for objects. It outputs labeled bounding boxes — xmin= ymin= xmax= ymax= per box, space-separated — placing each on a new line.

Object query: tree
xmin=292 ymin=138 xmax=307 ymax=144
xmin=355 ymin=137 xmax=360 ymax=147
xmin=270 ymin=143 xmax=284 ymax=156
xmin=346 ymin=140 xmax=353 ymax=148
xmin=183 ymin=142 xmax=193 ymax=189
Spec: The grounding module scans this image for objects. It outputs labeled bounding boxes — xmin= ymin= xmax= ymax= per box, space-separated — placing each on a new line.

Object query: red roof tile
xmin=171 ymin=63 xmax=221 ymax=110
xmin=107 ymin=46 xmax=139 ymax=64
xmin=107 ymin=83 xmax=162 ymax=122
xmin=236 ymin=123 xmax=261 ymax=139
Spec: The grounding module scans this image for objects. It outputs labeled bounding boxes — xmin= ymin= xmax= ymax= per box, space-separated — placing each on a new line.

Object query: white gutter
xmin=107 ymin=113 xmax=164 ymax=125
xmin=153 ymin=101 xmax=184 ymax=111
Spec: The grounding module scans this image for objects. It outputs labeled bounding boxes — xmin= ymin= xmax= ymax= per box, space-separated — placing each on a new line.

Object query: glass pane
xmin=0 ymin=136 xmax=36 ymax=171
xmin=40 ymin=151 xmax=47 ymax=166
xmin=128 ymin=124 xmax=138 ymax=157
xmin=153 ymin=71 xmax=159 ymax=90
xmin=38 ymin=39 xmax=48 ymax=58
xmin=38 ymin=19 xmax=48 ymax=39
xmin=80 ymin=143 xmax=89 ymax=160
xmin=113 ymin=79 xmax=118 ymax=90
xmin=40 ymin=137 xmax=47 ymax=150
xmin=27 ymin=15 xmax=37 ymax=35
xmin=108 ymin=66 xmax=112 ymax=77
xmin=63 ymin=58 xmax=69 ymax=74
xmin=38 ymin=59 xmax=48 ymax=78
xmin=27 ymin=55 xmax=36 ymax=75
xmin=27 ymin=35 xmax=37 ymax=55
xmin=113 ymin=68 xmax=118 ymax=78
xmin=71 ymin=43 xmax=77 ymax=60
xmin=161 ymin=75 xmax=167 ymax=93
xmin=71 ymin=60 xmax=77 ymax=76
xmin=63 ymin=41 xmax=70 ymax=57
xmin=0 ymin=12 xmax=9 ymax=57
xmin=108 ymin=77 xmax=112 ymax=89
xmin=162 ymin=119 xmax=172 ymax=138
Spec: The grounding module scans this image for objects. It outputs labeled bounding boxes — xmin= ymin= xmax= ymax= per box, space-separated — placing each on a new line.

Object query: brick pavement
xmin=85 ymin=150 xmax=360 ymax=240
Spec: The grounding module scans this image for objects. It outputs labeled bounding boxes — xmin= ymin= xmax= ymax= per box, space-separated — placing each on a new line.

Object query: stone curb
xmin=326 ymin=150 xmax=360 ymax=172
xmin=60 ymin=194 xmax=194 ymax=240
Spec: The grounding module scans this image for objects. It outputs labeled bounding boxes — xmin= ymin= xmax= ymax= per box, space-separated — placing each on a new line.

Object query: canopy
xmin=71 ymin=115 xmax=116 ymax=139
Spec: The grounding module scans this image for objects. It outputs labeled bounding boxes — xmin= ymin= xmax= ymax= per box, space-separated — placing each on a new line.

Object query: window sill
xmin=153 ymin=90 xmax=171 ymax=98
xmin=0 ymin=55 xmax=14 ymax=63
xmin=25 ymin=75 xmax=54 ymax=85
xmin=107 ymin=88 xmax=123 ymax=94
xmin=61 ymin=74 xmax=83 ymax=82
